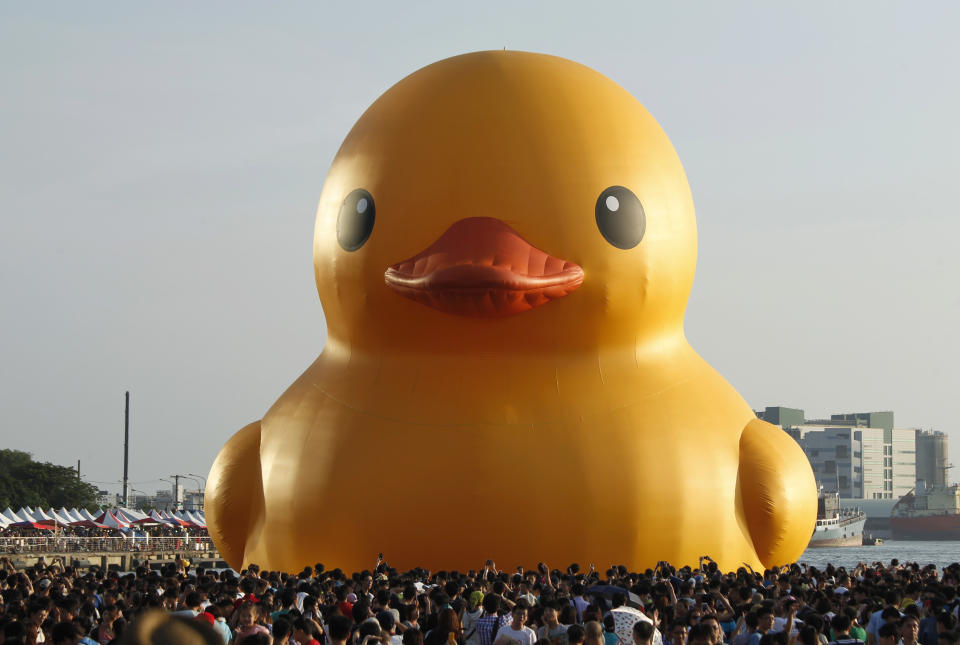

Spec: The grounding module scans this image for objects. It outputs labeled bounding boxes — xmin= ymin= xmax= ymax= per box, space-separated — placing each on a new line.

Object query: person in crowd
xmin=748 ymin=608 xmax=776 ymax=645
xmin=496 ymin=606 xmax=536 ymax=645
xmin=635 ymin=622 xmax=656 ymax=645
xmin=600 ymin=615 xmax=618 ymax=645
xmin=829 ymin=614 xmax=865 ymax=645
xmin=405 ymin=629 xmax=426 ymax=645
xmin=233 ymin=602 xmax=270 ymax=643
xmin=328 ymin=616 xmax=353 ymax=645
xmin=271 ymin=616 xmax=292 ymax=645
xmin=583 ymin=621 xmax=605 ymax=645
xmin=700 ymin=615 xmax=725 ymax=645
xmin=669 ymin=623 xmax=690 ymax=645
xmin=476 ymin=595 xmax=511 ymax=645
xmin=877 ymin=623 xmax=899 ymax=645
xmin=379 ymin=610 xmax=404 ymax=645
xmin=292 ymin=617 xmax=322 ymax=645
xmin=463 ymin=593 xmax=484 ymax=645
xmin=96 ymin=603 xmax=123 ymax=644
xmin=539 ymin=602 xmax=569 ymax=645
xmin=567 ymin=625 xmax=587 ymax=645
xmin=688 ymin=623 xmax=719 ymax=645
xmin=900 ymin=616 xmax=921 ymax=645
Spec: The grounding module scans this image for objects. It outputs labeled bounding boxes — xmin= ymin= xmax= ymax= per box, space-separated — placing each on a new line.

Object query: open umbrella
xmin=609 ymin=606 xmax=663 ymax=645
xmin=584 ymin=585 xmax=644 ymax=608
xmin=11 ymin=520 xmax=56 ymax=530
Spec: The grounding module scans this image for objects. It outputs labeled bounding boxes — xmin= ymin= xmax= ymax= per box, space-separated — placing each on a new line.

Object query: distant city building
xmin=916 ymin=430 xmax=950 ymax=488
xmin=96 ymin=490 xmax=118 ymax=508
xmin=131 ymin=488 xmax=175 ymax=510
xmin=182 ymin=490 xmax=204 ymax=511
xmin=759 ymin=407 xmax=917 ymax=500
xmin=828 ymin=411 xmax=894 ymax=432
xmin=758 ymin=406 xmax=805 ymax=430
xmin=130 ymin=486 xmax=203 ymax=511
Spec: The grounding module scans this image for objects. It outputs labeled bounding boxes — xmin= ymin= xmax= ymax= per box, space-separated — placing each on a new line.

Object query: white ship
xmin=808 ymin=492 xmax=866 ymax=547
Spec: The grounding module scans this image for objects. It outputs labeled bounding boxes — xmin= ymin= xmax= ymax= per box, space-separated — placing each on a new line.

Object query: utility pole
xmin=77 ymin=460 xmax=80 ymax=480
xmin=122 ymin=391 xmax=130 ymax=507
xmin=172 ymin=474 xmax=181 ymax=510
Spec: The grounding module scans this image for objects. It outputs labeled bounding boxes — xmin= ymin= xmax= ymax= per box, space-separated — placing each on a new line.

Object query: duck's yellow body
xmin=205 ymin=51 xmax=817 ymax=574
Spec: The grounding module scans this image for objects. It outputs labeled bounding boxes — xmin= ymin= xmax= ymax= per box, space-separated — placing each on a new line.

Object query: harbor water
xmin=798 ymin=540 xmax=960 ymax=569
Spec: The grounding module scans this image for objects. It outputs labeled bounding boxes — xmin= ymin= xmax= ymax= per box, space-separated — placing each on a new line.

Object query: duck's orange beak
xmin=384 ymin=217 xmax=584 ymax=317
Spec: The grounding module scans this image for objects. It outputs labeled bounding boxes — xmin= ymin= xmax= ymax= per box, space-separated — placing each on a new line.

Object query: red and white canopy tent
xmin=94 ymin=510 xmax=132 ymax=529
xmin=158 ymin=510 xmax=191 ymax=527
xmin=133 ymin=510 xmax=177 ymax=526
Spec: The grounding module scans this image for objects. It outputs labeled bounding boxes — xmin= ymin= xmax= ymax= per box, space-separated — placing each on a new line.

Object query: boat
xmin=890 ymin=483 xmax=960 ymax=540
xmin=808 ymin=491 xmax=866 ymax=547
xmin=861 ymin=534 xmax=883 ymax=546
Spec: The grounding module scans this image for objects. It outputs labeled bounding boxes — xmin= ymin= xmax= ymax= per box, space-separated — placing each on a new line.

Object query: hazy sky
xmin=1 ymin=2 xmax=958 ymax=499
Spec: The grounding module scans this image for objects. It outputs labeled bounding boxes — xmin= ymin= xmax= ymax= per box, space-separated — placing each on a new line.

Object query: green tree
xmin=0 ymin=449 xmax=99 ymax=510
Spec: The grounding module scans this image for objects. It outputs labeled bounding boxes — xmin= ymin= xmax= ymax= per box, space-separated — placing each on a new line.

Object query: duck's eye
xmin=595 ymin=186 xmax=645 ymax=250
xmin=337 ymin=188 xmax=375 ymax=251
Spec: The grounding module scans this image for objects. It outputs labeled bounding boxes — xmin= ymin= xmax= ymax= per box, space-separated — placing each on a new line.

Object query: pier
xmin=0 ymin=535 xmax=225 ymax=572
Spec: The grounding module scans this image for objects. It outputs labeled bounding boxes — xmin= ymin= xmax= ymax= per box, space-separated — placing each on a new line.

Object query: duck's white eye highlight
xmin=356 ymin=197 xmax=368 ymax=214
xmin=605 ymin=195 xmax=620 ymax=212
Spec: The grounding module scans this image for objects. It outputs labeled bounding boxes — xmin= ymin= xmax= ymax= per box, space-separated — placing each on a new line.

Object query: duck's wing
xmin=738 ymin=417 xmax=818 ymax=567
xmin=205 ymin=420 xmax=265 ymax=570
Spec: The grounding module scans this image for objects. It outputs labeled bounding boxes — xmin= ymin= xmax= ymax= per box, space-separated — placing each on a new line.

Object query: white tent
xmin=2 ymin=508 xmax=24 ymax=524
xmin=59 ymin=507 xmax=87 ymax=524
xmin=64 ymin=508 xmax=87 ymax=524
xmin=79 ymin=508 xmax=99 ymax=522
xmin=159 ymin=510 xmax=188 ymax=526
xmin=31 ymin=508 xmax=55 ymax=522
xmin=184 ymin=511 xmax=206 ymax=528
xmin=47 ymin=509 xmax=74 ymax=526
xmin=116 ymin=507 xmax=147 ymax=522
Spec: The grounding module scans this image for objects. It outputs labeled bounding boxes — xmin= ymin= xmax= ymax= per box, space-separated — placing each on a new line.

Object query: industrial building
xmin=758 ymin=407 xmax=917 ymax=499
xmin=916 ymin=430 xmax=950 ymax=488
xmin=758 ymin=406 xmax=950 ymax=537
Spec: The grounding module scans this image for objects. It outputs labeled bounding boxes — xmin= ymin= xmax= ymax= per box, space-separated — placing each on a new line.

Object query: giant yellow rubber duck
xmin=205 ymin=51 xmax=816 ymax=574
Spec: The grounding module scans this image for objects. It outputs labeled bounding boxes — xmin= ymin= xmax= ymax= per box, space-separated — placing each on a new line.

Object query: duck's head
xmin=314 ymin=51 xmax=696 ymax=355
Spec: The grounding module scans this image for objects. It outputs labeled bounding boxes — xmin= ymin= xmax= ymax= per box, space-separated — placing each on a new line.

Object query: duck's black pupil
xmin=595 ymin=186 xmax=645 ymax=250
xmin=337 ymin=189 xmax=375 ymax=251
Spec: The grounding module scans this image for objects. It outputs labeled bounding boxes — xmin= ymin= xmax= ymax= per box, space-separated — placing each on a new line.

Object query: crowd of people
xmin=2 ymin=553 xmax=960 ymax=645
